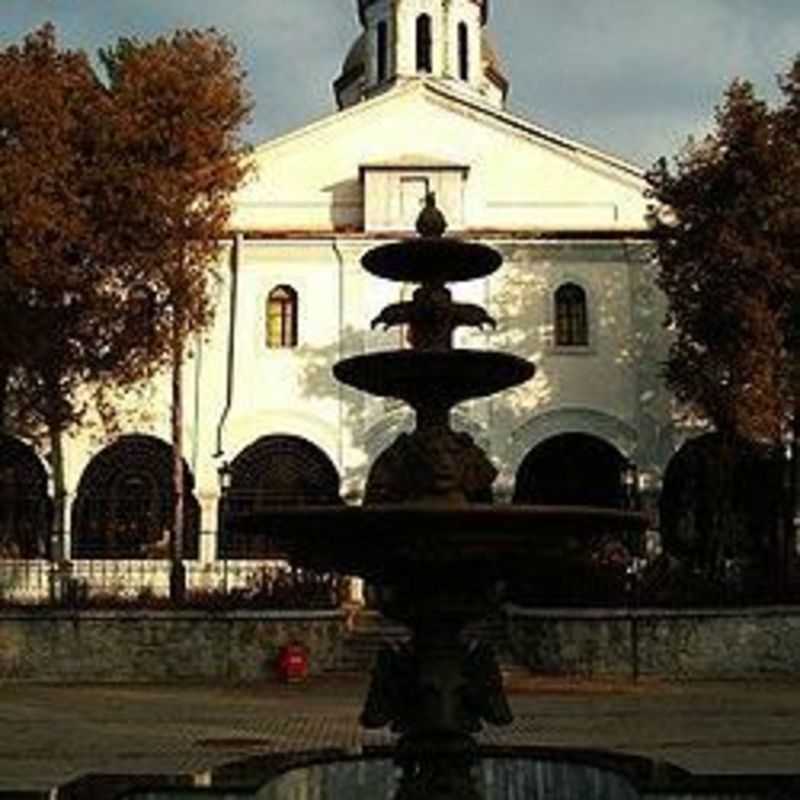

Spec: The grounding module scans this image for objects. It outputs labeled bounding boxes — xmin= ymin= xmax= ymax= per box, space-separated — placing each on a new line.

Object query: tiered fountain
xmin=241 ymin=195 xmax=648 ymax=799
xmin=53 ymin=198 xmax=800 ymax=799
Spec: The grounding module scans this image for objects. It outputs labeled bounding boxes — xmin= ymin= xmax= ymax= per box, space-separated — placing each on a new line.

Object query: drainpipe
xmin=191 ymin=332 xmax=202 ymax=475
xmin=332 ymin=239 xmax=346 ymax=472
xmin=215 ymin=233 xmax=242 ymax=459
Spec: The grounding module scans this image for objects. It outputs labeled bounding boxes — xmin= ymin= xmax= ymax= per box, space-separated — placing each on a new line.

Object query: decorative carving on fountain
xmin=364 ymin=427 xmax=496 ymax=506
xmin=372 ymin=285 xmax=496 ymax=352
xmin=460 ymin=641 xmax=513 ymax=729
xmin=416 ymin=191 xmax=448 ymax=238
xmin=371 ymin=196 xmax=496 ymax=353
xmin=362 ymin=640 xmax=511 ymax=735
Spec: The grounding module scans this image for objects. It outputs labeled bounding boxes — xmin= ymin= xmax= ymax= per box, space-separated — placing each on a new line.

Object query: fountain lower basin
xmin=231 ymin=504 xmax=647 ymax=583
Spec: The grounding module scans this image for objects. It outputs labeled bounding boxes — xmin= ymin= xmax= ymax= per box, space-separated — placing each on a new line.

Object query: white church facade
xmin=2 ymin=0 xmax=678 ymax=578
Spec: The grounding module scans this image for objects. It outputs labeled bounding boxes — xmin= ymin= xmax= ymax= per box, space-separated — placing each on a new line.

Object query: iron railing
xmin=0 ymin=557 xmax=349 ymax=610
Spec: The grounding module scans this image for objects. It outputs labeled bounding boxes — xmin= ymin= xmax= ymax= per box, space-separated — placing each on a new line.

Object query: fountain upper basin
xmin=362 ymin=238 xmax=502 ymax=283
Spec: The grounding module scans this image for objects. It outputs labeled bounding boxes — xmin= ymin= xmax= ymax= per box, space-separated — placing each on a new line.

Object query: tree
xmin=0 ymin=26 xmax=158 ymax=565
xmin=648 ymin=80 xmax=787 ymax=443
xmin=647 ymin=61 xmax=800 ymax=595
xmin=101 ymin=30 xmax=252 ymax=599
xmin=0 ymin=27 xmax=251 ymax=599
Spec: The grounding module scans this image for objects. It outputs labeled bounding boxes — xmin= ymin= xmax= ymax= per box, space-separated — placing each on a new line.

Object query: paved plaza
xmin=0 ymin=674 xmax=799 ymax=792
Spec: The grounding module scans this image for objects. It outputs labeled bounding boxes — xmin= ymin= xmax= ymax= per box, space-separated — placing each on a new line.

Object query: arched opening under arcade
xmin=219 ymin=434 xmax=343 ymax=559
xmin=510 ymin=433 xmax=632 ymax=605
xmin=0 ymin=434 xmax=51 ymax=559
xmin=513 ymin=432 xmax=628 ymax=508
xmin=71 ymin=434 xmax=200 ymax=559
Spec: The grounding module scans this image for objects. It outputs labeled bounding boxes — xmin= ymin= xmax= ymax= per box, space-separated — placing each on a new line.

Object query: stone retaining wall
xmin=3 ymin=606 xmax=800 ymax=682
xmin=0 ymin=609 xmax=345 ymax=682
xmin=507 ymin=605 xmax=800 ymax=679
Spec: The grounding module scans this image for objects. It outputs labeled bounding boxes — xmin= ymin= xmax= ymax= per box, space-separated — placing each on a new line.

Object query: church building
xmin=2 ymin=0 xmax=676 ymax=575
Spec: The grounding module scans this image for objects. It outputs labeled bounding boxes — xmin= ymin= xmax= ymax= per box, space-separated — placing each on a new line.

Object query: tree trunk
xmin=0 ymin=366 xmax=8 ymax=430
xmin=170 ymin=323 xmax=186 ymax=604
xmin=788 ymin=400 xmax=800 ymax=598
xmin=46 ymin=415 xmax=69 ymax=603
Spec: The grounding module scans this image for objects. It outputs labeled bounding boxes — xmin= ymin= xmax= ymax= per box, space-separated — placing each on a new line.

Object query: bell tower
xmin=335 ymin=0 xmax=508 ymax=110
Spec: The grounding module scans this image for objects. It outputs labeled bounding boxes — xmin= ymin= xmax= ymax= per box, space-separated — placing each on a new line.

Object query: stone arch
xmin=363 ymin=410 xmax=415 ymax=466
xmin=508 ymin=408 xmax=637 ymax=477
xmin=659 ymin=432 xmax=781 ymax=589
xmin=220 ymin=434 xmax=343 ymax=558
xmin=0 ymin=434 xmax=51 ymax=558
xmin=71 ymin=434 xmax=200 ymax=559
xmin=363 ymin=410 xmax=489 ymax=467
xmin=512 ymin=432 xmax=628 ymax=508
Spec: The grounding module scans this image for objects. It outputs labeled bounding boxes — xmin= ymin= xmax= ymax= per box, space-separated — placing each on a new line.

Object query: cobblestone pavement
xmin=0 ymin=676 xmax=799 ymax=790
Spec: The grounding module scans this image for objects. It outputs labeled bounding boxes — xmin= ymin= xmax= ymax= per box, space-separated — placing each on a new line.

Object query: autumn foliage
xmin=648 ymin=66 xmax=800 ymax=446
xmin=0 ymin=24 xmax=251 ymax=557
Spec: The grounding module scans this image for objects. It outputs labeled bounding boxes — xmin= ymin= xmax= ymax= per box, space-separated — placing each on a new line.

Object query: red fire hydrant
xmin=276 ymin=642 xmax=309 ymax=683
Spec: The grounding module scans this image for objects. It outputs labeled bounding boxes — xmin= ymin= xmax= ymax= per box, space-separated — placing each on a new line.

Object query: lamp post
xmin=621 ymin=460 xmax=641 ymax=683
xmin=781 ymin=430 xmax=797 ymax=601
xmin=218 ymin=461 xmax=231 ymax=592
xmin=621 ymin=460 xmax=638 ymax=512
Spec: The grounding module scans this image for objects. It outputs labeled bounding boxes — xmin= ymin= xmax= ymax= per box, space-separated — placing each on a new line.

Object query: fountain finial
xmin=415 ymin=192 xmax=447 ymax=238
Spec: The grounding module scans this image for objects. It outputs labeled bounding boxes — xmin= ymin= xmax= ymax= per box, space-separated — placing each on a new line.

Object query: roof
xmin=253 ymin=78 xmax=645 ymax=181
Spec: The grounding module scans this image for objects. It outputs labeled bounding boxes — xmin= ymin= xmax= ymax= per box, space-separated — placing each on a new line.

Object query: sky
xmin=1 ymin=0 xmax=799 ymax=168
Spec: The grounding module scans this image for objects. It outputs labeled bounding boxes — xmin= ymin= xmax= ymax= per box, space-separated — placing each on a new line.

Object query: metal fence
xmin=0 ymin=557 xmax=351 ymax=610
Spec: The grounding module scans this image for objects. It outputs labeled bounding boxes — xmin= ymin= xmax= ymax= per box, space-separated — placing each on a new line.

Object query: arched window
xmin=266 ymin=285 xmax=298 ymax=348
xmin=554 ymin=283 xmax=589 ymax=347
xmin=416 ymin=14 xmax=433 ymax=73
xmin=458 ymin=22 xmax=469 ymax=81
xmin=377 ymin=21 xmax=388 ymax=82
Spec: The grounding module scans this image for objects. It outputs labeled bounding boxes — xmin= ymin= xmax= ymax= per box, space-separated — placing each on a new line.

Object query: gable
xmin=231 ymin=81 xmax=650 ymax=234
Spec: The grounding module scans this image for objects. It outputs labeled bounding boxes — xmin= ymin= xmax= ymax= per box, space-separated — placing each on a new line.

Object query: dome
xmin=339 ymin=1 xmax=506 ymax=109
xmin=342 ymin=33 xmax=366 ymax=78
xmin=334 ymin=32 xmax=367 ymax=108
xmin=481 ymin=31 xmax=508 ymax=96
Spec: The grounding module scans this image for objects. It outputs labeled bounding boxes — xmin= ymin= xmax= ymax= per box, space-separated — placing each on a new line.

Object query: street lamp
xmin=621 ymin=460 xmax=638 ymax=511
xmin=621 ymin=459 xmax=642 ymax=683
xmin=781 ymin=430 xmax=796 ymax=600
xmin=217 ymin=461 xmax=232 ymax=579
xmin=218 ymin=461 xmax=232 ymax=494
